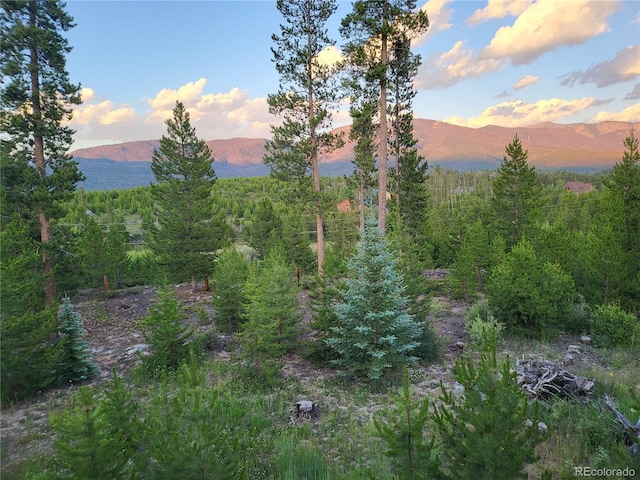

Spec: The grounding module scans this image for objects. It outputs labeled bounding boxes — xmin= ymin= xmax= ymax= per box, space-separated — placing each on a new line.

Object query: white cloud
xmin=414 ymin=0 xmax=454 ymax=46
xmin=560 ymin=45 xmax=640 ymax=88
xmin=480 ymin=0 xmax=619 ymax=65
xmin=71 ymin=98 xmax=137 ymax=127
xmin=147 ymin=77 xmax=208 ymax=110
xmin=444 ymin=97 xmax=606 ymax=128
xmin=514 ymin=75 xmax=540 ymax=90
xmin=467 ymin=0 xmax=532 ymax=25
xmin=416 ymin=40 xmax=503 ymax=89
xmin=80 ymin=87 xmax=95 ymax=103
xmin=591 ymin=103 xmax=640 ymax=123
xmin=317 ymin=45 xmax=343 ymax=67
xmin=69 ymin=80 xmax=280 ymax=149
xmin=624 ymin=83 xmax=640 ymax=101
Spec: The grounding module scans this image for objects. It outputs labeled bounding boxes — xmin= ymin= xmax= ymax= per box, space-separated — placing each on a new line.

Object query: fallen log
xmin=516 ymin=359 xmax=594 ymax=399
xmin=604 ymin=394 xmax=640 ymax=455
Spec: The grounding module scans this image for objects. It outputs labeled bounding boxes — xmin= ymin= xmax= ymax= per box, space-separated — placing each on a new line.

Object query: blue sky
xmin=64 ymin=0 xmax=640 ymax=150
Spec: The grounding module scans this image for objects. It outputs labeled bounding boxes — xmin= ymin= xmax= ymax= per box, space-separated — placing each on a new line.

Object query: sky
xmin=63 ymin=0 xmax=640 ymax=150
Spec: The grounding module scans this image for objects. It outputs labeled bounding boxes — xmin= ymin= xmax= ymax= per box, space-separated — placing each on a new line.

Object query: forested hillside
xmin=2 ymin=1 xmax=639 ymax=479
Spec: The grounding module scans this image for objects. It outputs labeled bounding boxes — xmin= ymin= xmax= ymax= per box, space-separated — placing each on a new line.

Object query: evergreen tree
xmin=140 ymin=288 xmax=192 ymax=376
xmin=80 ymin=216 xmax=106 ymax=288
xmin=340 ymin=0 xmax=428 ymax=231
xmin=388 ymin=34 xmax=432 ymax=266
xmin=433 ymin=334 xmax=545 ymax=480
xmin=306 ymin=274 xmax=342 ymax=365
xmin=244 ymin=197 xmax=283 ymax=260
xmin=57 ymin=295 xmax=98 ymax=383
xmin=327 ymin=215 xmax=422 ymax=385
xmin=265 ymin=0 xmax=343 ymax=277
xmin=150 ymin=101 xmax=228 ymax=291
xmin=602 ymin=130 xmax=640 ymax=310
xmin=237 ymin=254 xmax=301 ymax=384
xmin=487 ymin=240 xmax=577 ymax=335
xmin=104 ymin=220 xmax=130 ymax=289
xmin=374 ymin=367 xmax=444 ymax=480
xmin=348 ymin=98 xmax=377 ymax=230
xmin=1 ymin=306 xmax=61 ymax=404
xmin=450 ymin=219 xmax=499 ymax=301
xmin=0 ymin=219 xmax=46 ymax=317
xmin=281 ymin=211 xmax=317 ymax=275
xmin=1 ymin=0 xmax=85 ymax=304
xmin=140 ymin=356 xmax=240 ymax=479
xmin=51 ymin=387 xmax=130 ymax=480
xmin=490 ymin=134 xmax=542 ymax=248
xmin=211 ymin=248 xmax=250 ymax=334
xmin=101 ymin=369 xmax=141 ymax=474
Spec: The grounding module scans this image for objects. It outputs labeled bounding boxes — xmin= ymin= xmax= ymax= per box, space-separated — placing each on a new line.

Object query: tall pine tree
xmin=340 ymin=0 xmax=428 ymax=231
xmin=150 ymin=101 xmax=229 ymax=291
xmin=265 ymin=0 xmax=343 ymax=277
xmin=1 ymin=0 xmax=85 ymax=304
xmin=490 ymin=134 xmax=542 ymax=249
xmin=327 ymin=215 xmax=421 ymax=385
xmin=602 ymin=129 xmax=640 ymax=310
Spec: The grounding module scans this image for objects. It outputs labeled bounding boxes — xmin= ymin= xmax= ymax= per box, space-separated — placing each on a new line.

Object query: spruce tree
xmin=265 ymin=0 xmax=343 ymax=277
xmin=327 ymin=215 xmax=422 ymax=385
xmin=490 ymin=134 xmax=542 ymax=248
xmin=150 ymin=101 xmax=228 ymax=291
xmin=57 ymin=295 xmax=98 ymax=383
xmin=1 ymin=0 xmax=85 ymax=304
xmin=211 ymin=247 xmax=250 ymax=334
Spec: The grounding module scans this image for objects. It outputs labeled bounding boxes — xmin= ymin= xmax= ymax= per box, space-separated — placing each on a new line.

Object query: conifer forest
xmin=1 ymin=1 xmax=639 ymax=479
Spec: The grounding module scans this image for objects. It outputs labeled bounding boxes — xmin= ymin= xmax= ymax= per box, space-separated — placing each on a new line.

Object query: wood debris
xmin=516 ymin=359 xmax=594 ymax=399
xmin=604 ymin=394 xmax=640 ymax=455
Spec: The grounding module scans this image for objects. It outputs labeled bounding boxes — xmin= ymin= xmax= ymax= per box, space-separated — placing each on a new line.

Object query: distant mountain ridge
xmin=71 ymin=119 xmax=637 ymax=169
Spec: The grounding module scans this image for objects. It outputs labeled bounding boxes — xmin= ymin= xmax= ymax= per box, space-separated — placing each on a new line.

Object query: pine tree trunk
xmin=307 ymin=22 xmax=324 ymax=278
xmin=191 ymin=275 xmax=197 ymax=293
xmin=312 ymin=150 xmax=324 ymax=277
xmin=359 ymin=174 xmax=366 ymax=231
xmin=378 ymin=24 xmax=389 ymax=232
xmin=30 ymin=5 xmax=55 ymax=305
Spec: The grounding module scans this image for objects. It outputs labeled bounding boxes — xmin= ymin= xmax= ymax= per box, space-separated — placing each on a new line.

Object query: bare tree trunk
xmin=308 ymin=19 xmax=324 ymax=277
xmin=30 ymin=5 xmax=55 ymax=305
xmin=359 ymin=174 xmax=365 ymax=231
xmin=191 ymin=275 xmax=197 ymax=293
xmin=378 ymin=23 xmax=389 ymax=232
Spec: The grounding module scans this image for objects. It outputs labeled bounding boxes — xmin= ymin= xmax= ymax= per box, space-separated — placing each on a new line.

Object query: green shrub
xmin=590 ymin=303 xmax=639 ymax=347
xmin=463 ymin=300 xmax=504 ymax=349
xmin=487 ymin=240 xmax=577 ymax=336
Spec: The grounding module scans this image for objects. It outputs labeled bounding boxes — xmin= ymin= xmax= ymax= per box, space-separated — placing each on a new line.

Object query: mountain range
xmin=72 ymin=119 xmax=637 ymax=190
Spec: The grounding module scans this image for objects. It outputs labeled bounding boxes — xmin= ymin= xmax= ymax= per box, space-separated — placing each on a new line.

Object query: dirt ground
xmin=0 ymin=283 xmax=606 ymax=473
